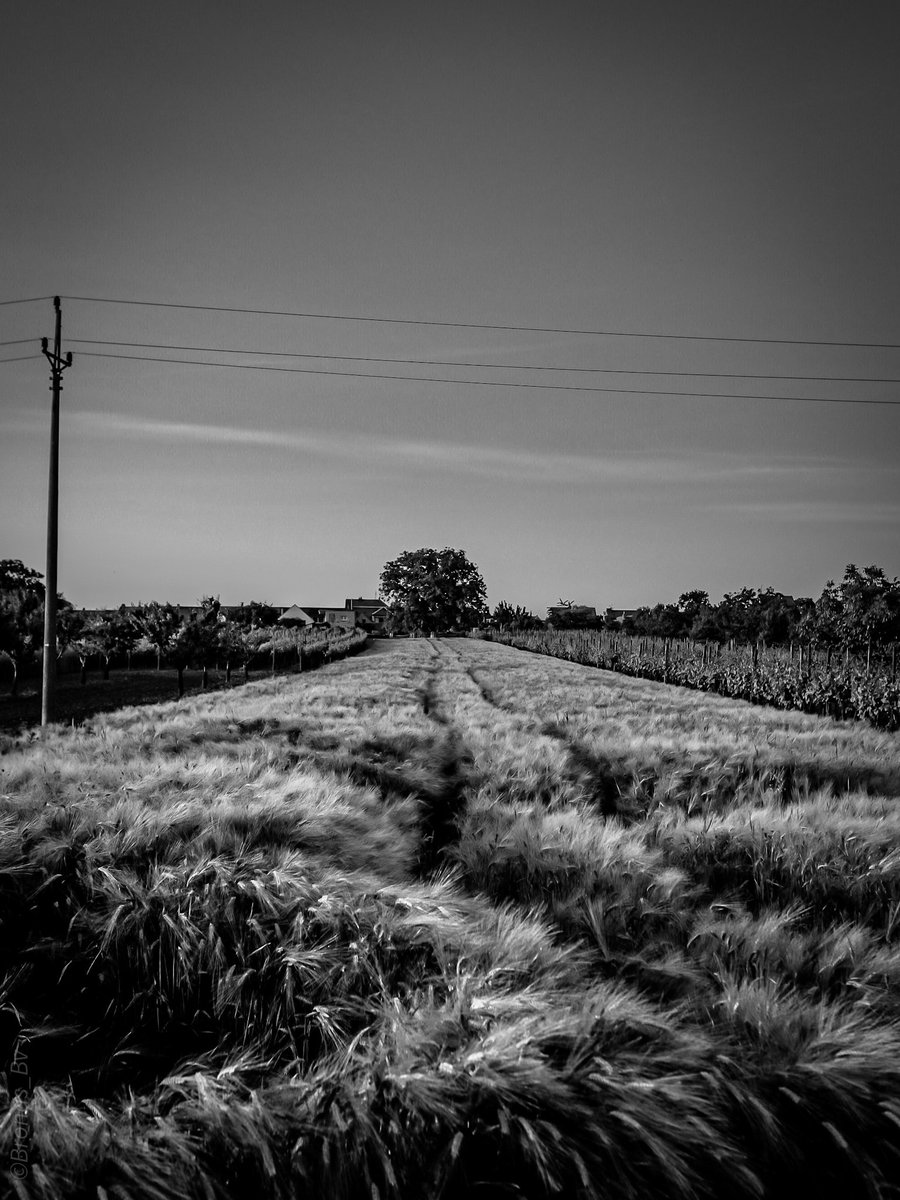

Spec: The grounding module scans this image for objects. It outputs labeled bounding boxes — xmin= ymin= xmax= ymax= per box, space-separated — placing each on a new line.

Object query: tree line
xmin=5 ymin=551 xmax=897 ymax=699
xmin=0 ymin=561 xmax=358 ymax=698
xmin=489 ymin=564 xmax=900 ymax=653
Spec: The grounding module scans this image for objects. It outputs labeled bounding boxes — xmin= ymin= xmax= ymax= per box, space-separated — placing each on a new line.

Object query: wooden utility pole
xmin=40 ymin=297 xmax=73 ymax=730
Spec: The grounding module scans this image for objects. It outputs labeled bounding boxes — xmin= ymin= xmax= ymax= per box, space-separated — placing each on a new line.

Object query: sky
xmin=2 ymin=1 xmax=899 ymax=615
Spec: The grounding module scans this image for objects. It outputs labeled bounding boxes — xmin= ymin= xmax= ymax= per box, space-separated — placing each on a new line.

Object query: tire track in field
xmin=539 ymin=721 xmax=623 ymax=817
xmin=410 ymin=638 xmax=595 ymax=871
xmin=429 ymin=643 xmax=635 ymax=849
xmin=154 ymin=642 xmax=474 ymax=880
xmin=411 ymin=641 xmax=477 ymax=873
xmin=458 ymin=645 xmax=631 ymax=819
xmin=458 ymin=645 xmax=799 ymax=820
xmin=299 ymin=639 xmax=475 ymax=878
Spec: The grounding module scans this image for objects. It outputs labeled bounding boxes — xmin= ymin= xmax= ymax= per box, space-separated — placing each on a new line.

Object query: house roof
xmin=277 ymin=605 xmax=318 ymax=623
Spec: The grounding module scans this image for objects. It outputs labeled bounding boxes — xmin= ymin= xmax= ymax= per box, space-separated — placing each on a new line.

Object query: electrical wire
xmin=76 ymin=350 xmax=900 ymax=405
xmin=0 ymin=338 xmax=37 ymax=348
xmin=0 ymin=296 xmax=53 ymax=307
xmin=60 ymin=293 xmax=900 ymax=351
xmin=0 ymin=354 xmax=42 ymax=365
xmin=67 ymin=338 xmax=900 ymax=385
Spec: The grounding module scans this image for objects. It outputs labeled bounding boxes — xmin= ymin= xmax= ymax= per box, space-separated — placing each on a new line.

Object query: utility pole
xmin=40 ymin=297 xmax=73 ymax=730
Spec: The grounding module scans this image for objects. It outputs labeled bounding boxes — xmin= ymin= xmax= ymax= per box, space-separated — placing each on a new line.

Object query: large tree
xmin=633 ymin=603 xmax=684 ymax=639
xmin=834 ymin=564 xmax=900 ymax=649
xmin=380 ymin=547 xmax=488 ymax=635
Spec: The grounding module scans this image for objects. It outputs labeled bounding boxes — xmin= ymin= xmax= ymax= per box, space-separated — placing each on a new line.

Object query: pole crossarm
xmin=40 ymin=313 xmax=73 ymax=380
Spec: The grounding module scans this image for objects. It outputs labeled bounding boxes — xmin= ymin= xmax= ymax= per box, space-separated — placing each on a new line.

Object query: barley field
xmin=2 ymin=638 xmax=899 ymax=1199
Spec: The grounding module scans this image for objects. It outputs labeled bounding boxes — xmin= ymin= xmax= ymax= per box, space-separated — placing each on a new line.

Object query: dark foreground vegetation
xmin=1 ymin=639 xmax=899 ymax=1198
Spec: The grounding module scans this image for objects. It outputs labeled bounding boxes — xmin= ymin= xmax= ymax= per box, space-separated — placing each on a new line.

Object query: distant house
xmin=321 ymin=608 xmax=358 ymax=632
xmin=604 ymin=608 xmax=638 ymax=627
xmin=291 ymin=606 xmax=358 ymax=631
xmin=345 ymin=597 xmax=390 ymax=631
xmin=277 ymin=605 xmax=318 ymax=628
xmin=546 ymin=604 xmax=597 ymax=628
xmin=287 ymin=599 xmax=391 ymax=634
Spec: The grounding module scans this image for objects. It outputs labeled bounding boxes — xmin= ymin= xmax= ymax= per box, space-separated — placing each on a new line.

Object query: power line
xmin=0 ymin=296 xmax=53 ymax=307
xmin=61 ymin=293 xmax=900 ymax=351
xmin=68 ymin=338 xmax=900 ymax=385
xmin=77 ymin=350 xmax=900 ymax=405
xmin=0 ymin=338 xmax=37 ymax=348
xmin=0 ymin=354 xmax=41 ymax=364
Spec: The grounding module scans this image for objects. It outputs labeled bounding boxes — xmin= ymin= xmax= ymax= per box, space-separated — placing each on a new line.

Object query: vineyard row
xmin=483 ymin=629 xmax=900 ymax=731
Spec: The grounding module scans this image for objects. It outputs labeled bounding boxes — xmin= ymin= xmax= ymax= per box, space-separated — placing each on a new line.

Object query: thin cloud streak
xmin=80 ymin=411 xmax=647 ymax=482
xmin=13 ymin=408 xmax=888 ymax=489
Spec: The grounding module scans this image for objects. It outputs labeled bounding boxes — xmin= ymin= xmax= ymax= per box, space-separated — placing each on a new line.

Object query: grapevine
xmin=484 ymin=631 xmax=900 ymax=731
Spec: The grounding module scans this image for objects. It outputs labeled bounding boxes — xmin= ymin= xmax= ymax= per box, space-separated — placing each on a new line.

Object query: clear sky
xmin=2 ymin=1 xmax=898 ymax=614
